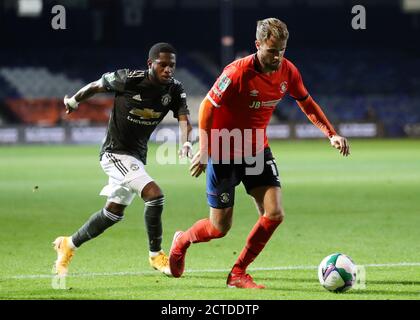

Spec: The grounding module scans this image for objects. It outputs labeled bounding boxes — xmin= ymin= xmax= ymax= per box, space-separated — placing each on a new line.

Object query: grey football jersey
xmin=99 ymin=69 xmax=189 ymax=164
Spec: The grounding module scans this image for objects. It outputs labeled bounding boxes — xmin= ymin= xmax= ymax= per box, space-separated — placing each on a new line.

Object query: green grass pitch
xmin=0 ymin=139 xmax=419 ymax=300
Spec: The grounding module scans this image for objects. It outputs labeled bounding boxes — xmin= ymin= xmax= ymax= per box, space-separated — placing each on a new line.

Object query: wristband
xmin=67 ymin=96 xmax=79 ymax=109
xmin=183 ymin=141 xmax=192 ymax=149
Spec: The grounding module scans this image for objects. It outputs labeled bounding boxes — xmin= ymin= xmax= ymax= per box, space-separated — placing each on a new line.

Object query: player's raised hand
xmin=63 ymin=95 xmax=79 ymax=114
xmin=190 ymin=151 xmax=207 ymax=177
xmin=329 ymin=135 xmax=350 ymax=157
xmin=179 ymin=141 xmax=193 ymax=160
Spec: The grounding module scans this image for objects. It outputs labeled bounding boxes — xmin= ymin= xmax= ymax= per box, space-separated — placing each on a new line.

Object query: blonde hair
xmin=256 ymin=18 xmax=289 ymax=42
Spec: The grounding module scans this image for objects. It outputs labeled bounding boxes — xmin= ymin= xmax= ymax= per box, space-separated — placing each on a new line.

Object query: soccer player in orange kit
xmin=169 ymin=18 xmax=350 ymax=288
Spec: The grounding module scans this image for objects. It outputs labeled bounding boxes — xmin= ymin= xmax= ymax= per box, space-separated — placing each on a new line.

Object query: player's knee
xmin=141 ymin=182 xmax=163 ymax=201
xmin=105 ymin=202 xmax=126 ymax=216
xmin=212 ymin=217 xmax=232 ymax=235
xmin=210 ymin=207 xmax=233 ymax=235
xmin=266 ymin=208 xmax=285 ymax=223
xmin=213 ymin=222 xmax=231 ymax=236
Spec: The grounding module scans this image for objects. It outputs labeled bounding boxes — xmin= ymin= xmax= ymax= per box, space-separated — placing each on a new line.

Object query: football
xmin=318 ymin=253 xmax=356 ymax=292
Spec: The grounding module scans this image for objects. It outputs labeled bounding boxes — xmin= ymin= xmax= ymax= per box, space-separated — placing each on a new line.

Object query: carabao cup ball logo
xmin=161 ymin=94 xmax=172 ymax=106
xmin=217 ymin=73 xmax=232 ymax=92
xmin=220 ymin=193 xmax=230 ymax=204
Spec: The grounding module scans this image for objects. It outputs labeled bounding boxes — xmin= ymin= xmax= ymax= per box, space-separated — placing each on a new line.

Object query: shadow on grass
xmin=186 ymin=273 xmax=318 ymax=283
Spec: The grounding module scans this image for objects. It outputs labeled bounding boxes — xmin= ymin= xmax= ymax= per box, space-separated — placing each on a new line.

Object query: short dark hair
xmin=148 ymin=42 xmax=176 ymax=60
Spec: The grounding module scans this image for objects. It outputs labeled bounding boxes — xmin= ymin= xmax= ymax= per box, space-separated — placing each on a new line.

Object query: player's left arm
xmin=178 ymin=114 xmax=193 ymax=159
xmin=173 ymin=83 xmax=193 ymax=159
xmin=288 ymin=62 xmax=350 ymax=157
xmin=297 ymin=96 xmax=350 ymax=157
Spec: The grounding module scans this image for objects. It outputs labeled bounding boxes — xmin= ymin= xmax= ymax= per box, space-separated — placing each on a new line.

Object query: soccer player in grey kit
xmin=53 ymin=43 xmax=193 ymax=277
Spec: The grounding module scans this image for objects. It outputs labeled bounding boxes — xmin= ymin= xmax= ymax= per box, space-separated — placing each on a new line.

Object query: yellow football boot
xmin=52 ymin=236 xmax=75 ymax=276
xmin=149 ymin=250 xmax=171 ymax=276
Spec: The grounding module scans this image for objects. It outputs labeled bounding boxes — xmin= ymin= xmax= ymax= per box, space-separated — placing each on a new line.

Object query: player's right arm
xmin=64 ymin=69 xmax=128 ymax=114
xmin=190 ymin=97 xmax=214 ymax=178
xmin=64 ymin=79 xmax=107 ymax=114
xmin=190 ymin=64 xmax=239 ymax=177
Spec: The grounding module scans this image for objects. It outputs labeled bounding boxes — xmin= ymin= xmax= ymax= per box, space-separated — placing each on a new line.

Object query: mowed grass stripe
xmin=6 ymin=262 xmax=420 ymax=279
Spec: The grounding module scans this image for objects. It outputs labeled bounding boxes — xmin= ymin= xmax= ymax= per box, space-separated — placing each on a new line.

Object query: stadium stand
xmin=1 ymin=48 xmax=420 ymax=136
xmin=0 ymin=1 xmax=419 ymax=138
xmin=0 ymin=67 xmax=85 ymax=99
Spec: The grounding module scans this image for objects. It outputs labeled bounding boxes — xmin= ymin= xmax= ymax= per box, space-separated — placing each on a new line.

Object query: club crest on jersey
xmin=161 ymin=94 xmax=172 ymax=106
xmin=217 ymin=73 xmax=232 ymax=93
xmin=130 ymin=163 xmax=139 ymax=171
xmin=132 ymin=94 xmax=142 ymax=101
xmin=129 ymin=108 xmax=162 ymax=119
xmin=280 ymin=81 xmax=288 ymax=93
xmin=220 ymin=193 xmax=230 ymax=204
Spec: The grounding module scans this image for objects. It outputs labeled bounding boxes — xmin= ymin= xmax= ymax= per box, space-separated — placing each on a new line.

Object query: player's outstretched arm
xmin=297 ymin=96 xmax=350 ymax=157
xmin=64 ymin=79 xmax=107 ymax=114
xmin=329 ymin=134 xmax=350 ymax=157
xmin=178 ymin=114 xmax=193 ymax=159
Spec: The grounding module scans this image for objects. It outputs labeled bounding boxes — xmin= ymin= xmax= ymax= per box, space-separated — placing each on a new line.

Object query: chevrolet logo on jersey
xmin=129 ymin=108 xmax=162 ymax=119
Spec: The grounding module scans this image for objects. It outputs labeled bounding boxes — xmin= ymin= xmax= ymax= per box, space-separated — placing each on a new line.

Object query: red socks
xmin=178 ymin=218 xmax=225 ymax=250
xmin=177 ymin=215 xmax=281 ymax=275
xmin=231 ymin=215 xmax=281 ymax=275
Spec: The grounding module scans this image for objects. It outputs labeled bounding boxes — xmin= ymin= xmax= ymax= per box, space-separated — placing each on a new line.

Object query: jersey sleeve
xmin=171 ymin=82 xmax=190 ymax=118
xmin=101 ymin=69 xmax=129 ymax=93
xmin=206 ymin=64 xmax=239 ymax=107
xmin=287 ymin=62 xmax=309 ymax=101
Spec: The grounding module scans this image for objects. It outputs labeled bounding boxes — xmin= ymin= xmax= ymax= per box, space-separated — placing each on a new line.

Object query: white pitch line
xmin=4 ymin=262 xmax=420 ymax=280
